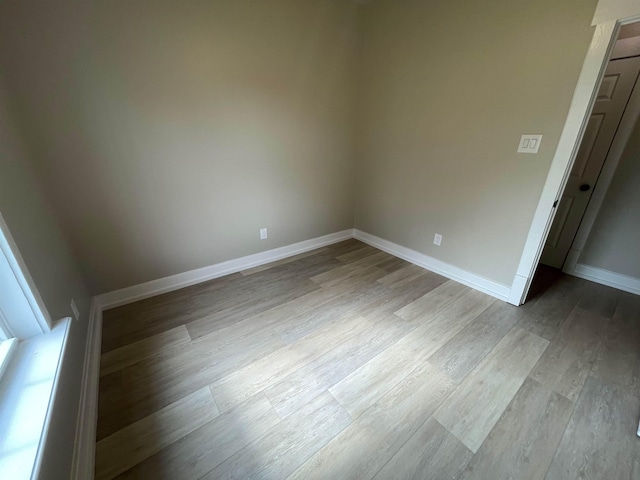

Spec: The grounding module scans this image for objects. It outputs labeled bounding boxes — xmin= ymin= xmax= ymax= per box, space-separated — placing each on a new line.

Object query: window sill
xmin=0 ymin=318 xmax=72 ymax=479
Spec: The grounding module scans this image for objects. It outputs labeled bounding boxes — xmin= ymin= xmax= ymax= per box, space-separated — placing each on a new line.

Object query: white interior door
xmin=540 ymin=55 xmax=640 ymax=268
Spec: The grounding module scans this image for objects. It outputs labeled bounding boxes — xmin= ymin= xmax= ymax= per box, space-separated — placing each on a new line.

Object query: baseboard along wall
xmin=95 ymin=229 xmax=355 ymax=310
xmin=352 ymin=230 xmax=511 ymax=302
xmin=570 ymin=263 xmax=640 ymax=296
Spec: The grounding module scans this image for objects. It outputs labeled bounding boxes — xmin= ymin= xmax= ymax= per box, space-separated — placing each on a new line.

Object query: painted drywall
xmin=354 ymin=0 xmax=599 ymax=287
xmin=580 ymin=115 xmax=640 ymax=279
xmin=0 ymin=80 xmax=91 ymax=480
xmin=0 ymin=0 xmax=361 ymax=294
xmin=593 ymin=0 xmax=640 ymax=25
xmin=0 ymin=88 xmax=89 ymax=324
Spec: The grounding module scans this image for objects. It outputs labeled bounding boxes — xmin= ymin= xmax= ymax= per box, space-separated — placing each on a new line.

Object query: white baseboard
xmin=70 ymin=298 xmax=103 ymax=480
xmin=507 ymin=274 xmax=529 ymax=306
xmin=95 ymin=229 xmax=355 ymax=310
xmin=570 ymin=263 xmax=640 ymax=296
xmin=353 ymin=230 xmax=511 ymax=302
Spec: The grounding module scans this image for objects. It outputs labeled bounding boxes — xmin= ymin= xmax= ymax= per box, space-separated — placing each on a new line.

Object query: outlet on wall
xmin=433 ymin=233 xmax=443 ymax=246
xmin=260 ymin=228 xmax=268 ymax=240
xmin=70 ymin=299 xmax=80 ymax=321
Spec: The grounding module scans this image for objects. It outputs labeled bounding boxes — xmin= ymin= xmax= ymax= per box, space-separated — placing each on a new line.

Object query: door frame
xmin=563 ymin=65 xmax=640 ymax=277
xmin=508 ymin=0 xmax=640 ymax=306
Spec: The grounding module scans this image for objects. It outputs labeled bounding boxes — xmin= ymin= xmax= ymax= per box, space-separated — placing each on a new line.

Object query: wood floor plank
xmin=377 ymin=264 xmax=429 ymax=288
xmin=100 ymin=325 xmax=191 ymax=377
xmin=355 ymin=270 xmax=449 ymax=320
xmin=324 ymin=239 xmax=368 ymax=257
xmin=95 ymin=387 xmax=219 ymax=480
xmin=426 ymin=300 xmax=521 ymax=383
xmin=176 ymin=272 xmax=246 ymax=297
xmin=372 ymin=417 xmax=473 ymax=480
xmin=188 ymin=302 xmax=297 ymax=347
xmin=590 ymin=293 xmax=640 ymax=395
xmin=433 ymin=327 xmax=549 ymax=453
xmin=394 ymin=280 xmax=469 ymax=323
xmin=104 ymin=267 xmax=312 ymax=351
xmin=188 ymin=261 xmax=323 ymax=308
xmin=278 ymin=284 xmax=355 ymax=316
xmin=97 ymin=325 xmax=285 ymax=440
xmin=347 ymin=250 xmax=396 ymax=268
xmin=282 ymin=265 xmax=400 ymax=318
xmin=529 ymin=306 xmax=606 ymax=401
xmin=289 ymin=363 xmax=456 ymax=480
xmin=330 ymin=289 xmax=494 ymax=418
xmin=459 ymin=378 xmax=574 ymax=480
xmin=516 ymin=275 xmax=582 ymax=340
xmin=184 ymin=277 xmax=320 ymax=341
xmin=275 ymin=252 xmax=347 ymax=279
xmin=102 ymin=271 xmax=273 ymax=351
xmin=240 ymin=248 xmax=330 ymax=276
xmin=376 ymin=256 xmax=411 ymax=273
xmin=576 ymin=281 xmax=619 ymax=318
xmin=545 ymin=376 xmax=640 ymax=480
xmin=201 ymin=392 xmax=351 ymax=480
xmin=336 ymin=245 xmax=379 ymax=263
xmin=101 ymin=297 xmax=195 ymax=354
xmin=310 ymin=263 xmax=387 ymax=289
xmin=264 ymin=313 xmax=412 ymax=418
xmin=102 ymin=286 xmax=196 ymax=324
xmin=114 ymin=394 xmax=280 ymax=480
xmin=210 ymin=315 xmax=374 ymax=412
xmin=274 ymin=282 xmax=391 ymax=345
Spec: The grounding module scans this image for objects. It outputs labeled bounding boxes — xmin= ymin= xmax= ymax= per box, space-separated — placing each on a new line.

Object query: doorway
xmin=508 ymin=7 xmax=640 ymax=306
xmin=540 ymin=28 xmax=640 ymax=270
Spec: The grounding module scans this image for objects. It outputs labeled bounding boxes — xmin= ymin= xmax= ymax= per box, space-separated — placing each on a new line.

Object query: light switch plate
xmin=517 ymin=134 xmax=543 ymax=154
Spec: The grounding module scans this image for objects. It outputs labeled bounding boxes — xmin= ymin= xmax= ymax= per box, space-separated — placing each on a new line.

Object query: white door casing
xmin=540 ymin=56 xmax=640 ymax=269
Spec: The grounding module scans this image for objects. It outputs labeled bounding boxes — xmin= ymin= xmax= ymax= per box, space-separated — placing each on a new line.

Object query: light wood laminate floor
xmin=96 ymin=240 xmax=640 ymax=480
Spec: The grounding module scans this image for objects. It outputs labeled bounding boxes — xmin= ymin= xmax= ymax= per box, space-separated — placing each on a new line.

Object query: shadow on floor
xmin=525 ymin=264 xmax=566 ymax=303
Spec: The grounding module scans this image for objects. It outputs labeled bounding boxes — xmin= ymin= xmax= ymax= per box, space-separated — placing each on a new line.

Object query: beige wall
xmin=580 ymin=115 xmax=640 ymax=279
xmin=0 ymin=0 xmax=361 ymax=294
xmin=0 ymin=84 xmax=90 ymax=325
xmin=0 ymin=79 xmax=91 ymax=480
xmin=354 ymin=0 xmax=599 ymax=286
xmin=0 ymin=0 xmax=605 ymax=294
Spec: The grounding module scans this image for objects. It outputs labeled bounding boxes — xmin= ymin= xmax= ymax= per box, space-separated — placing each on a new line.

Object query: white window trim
xmin=0 ymin=211 xmax=73 ymax=478
xmin=0 ymin=338 xmax=17 ymax=380
xmin=0 ymin=212 xmax=51 ymax=336
xmin=0 ymin=318 xmax=72 ymax=479
xmin=0 ymin=311 xmax=9 ymax=342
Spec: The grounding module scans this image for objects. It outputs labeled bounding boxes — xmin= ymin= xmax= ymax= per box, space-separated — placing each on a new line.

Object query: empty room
xmin=0 ymin=0 xmax=639 ymax=479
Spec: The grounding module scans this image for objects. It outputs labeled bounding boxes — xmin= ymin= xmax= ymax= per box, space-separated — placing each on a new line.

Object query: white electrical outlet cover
xmin=434 ymin=233 xmax=442 ymax=246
